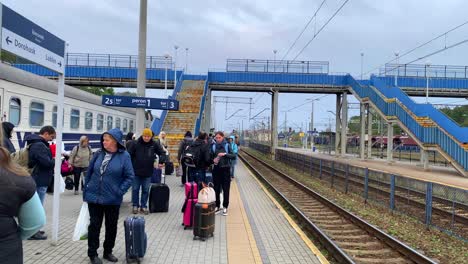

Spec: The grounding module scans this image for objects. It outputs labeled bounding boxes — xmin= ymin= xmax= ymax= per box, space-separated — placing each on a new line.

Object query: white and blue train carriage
xmin=0 ymin=63 xmax=137 ymax=151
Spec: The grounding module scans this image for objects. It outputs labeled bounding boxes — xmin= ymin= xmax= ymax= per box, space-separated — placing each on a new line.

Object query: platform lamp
xmin=185 ymin=47 xmax=189 ymax=72
xmin=174 ymin=45 xmax=179 ymax=90
xmin=394 ymin=51 xmax=399 ymax=86
xmin=273 ymin=50 xmax=278 ymax=72
xmin=164 ymin=54 xmax=171 ymax=98
xmin=425 ymin=60 xmax=431 ymax=104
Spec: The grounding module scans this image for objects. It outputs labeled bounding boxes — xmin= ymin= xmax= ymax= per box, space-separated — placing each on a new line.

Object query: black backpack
xmin=65 ymin=177 xmax=74 ymax=190
xmin=181 ymin=143 xmax=201 ymax=168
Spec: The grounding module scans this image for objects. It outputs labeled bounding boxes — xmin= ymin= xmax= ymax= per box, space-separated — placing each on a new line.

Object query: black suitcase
xmin=149 ymin=175 xmax=170 ymax=213
xmin=193 ymin=202 xmax=216 ymax=241
xmin=124 ymin=216 xmax=147 ymax=263
xmin=165 ymin=162 xmax=174 ymax=175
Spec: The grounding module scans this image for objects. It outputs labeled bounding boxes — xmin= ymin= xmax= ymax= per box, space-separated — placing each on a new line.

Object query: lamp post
xmin=394 ymin=51 xmax=399 ymax=86
xmin=164 ymin=54 xmax=170 ymax=98
xmin=273 ymin=50 xmax=278 ymax=72
xmin=360 ymin=52 xmax=364 ymax=80
xmin=307 ymin=98 xmax=320 ymax=150
xmin=174 ymin=45 xmax=179 ymax=90
xmin=185 ymin=47 xmax=189 ymax=72
xmin=426 ymin=61 xmax=431 ymax=103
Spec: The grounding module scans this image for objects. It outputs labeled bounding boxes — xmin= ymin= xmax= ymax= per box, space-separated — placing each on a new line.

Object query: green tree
xmin=79 ymin=86 xmax=115 ymax=96
xmin=115 ymin=91 xmax=137 ymax=97
xmin=440 ymin=105 xmax=468 ymax=127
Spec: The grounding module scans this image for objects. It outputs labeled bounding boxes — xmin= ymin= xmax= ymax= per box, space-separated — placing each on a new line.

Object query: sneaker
xmin=215 ymin=207 xmax=222 ymax=215
xmin=222 ymin=208 xmax=228 ymax=216
xmin=140 ymin=208 xmax=149 ymax=215
xmin=103 ymin=253 xmax=118 ymax=262
xmin=28 ymin=231 xmax=47 ymax=240
xmin=74 ymin=190 xmax=78 ymax=195
xmin=89 ymin=256 xmax=103 ymax=264
xmin=132 ymin=207 xmax=139 ymax=214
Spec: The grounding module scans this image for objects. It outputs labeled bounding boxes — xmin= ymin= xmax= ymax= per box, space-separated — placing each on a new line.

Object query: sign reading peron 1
xmin=1 ymin=4 xmax=65 ymax=73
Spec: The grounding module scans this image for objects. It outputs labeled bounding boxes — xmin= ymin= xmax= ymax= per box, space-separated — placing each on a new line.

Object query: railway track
xmin=239 ymin=150 xmax=437 ymax=264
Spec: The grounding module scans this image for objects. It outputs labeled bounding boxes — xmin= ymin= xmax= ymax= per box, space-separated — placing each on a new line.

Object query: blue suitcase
xmin=124 ymin=216 xmax=147 ymax=263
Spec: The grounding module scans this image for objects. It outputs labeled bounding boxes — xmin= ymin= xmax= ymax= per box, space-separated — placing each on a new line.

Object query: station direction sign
xmin=102 ymin=95 xmax=179 ymax=111
xmin=1 ymin=4 xmax=65 ymax=73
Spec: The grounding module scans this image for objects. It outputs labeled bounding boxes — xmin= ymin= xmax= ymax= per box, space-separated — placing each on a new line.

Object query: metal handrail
xmin=65 ymin=52 xmax=173 ymax=69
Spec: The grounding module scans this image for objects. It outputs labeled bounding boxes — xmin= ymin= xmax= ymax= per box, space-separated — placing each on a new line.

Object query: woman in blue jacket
xmin=84 ymin=128 xmax=134 ymax=264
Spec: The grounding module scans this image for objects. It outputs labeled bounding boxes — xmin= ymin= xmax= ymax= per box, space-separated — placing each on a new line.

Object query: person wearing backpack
xmin=128 ymin=128 xmax=165 ymax=215
xmin=182 ymin=132 xmax=211 ymax=184
xmin=228 ymin=135 xmax=239 ymax=178
xmin=2 ymin=122 xmax=16 ymax=153
xmin=83 ymin=128 xmax=134 ymax=264
xmin=177 ymin=131 xmax=193 ymax=185
xmin=69 ymin=136 xmax=93 ymax=195
xmin=211 ymin=131 xmax=236 ymax=216
xmin=24 ymin=125 xmax=56 ymax=240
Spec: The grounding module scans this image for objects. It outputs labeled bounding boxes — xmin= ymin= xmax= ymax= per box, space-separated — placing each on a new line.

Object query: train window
xmin=123 ymin=119 xmax=128 ymax=133
xmin=29 ymin=101 xmax=44 ymax=127
xmin=107 ymin=116 xmax=113 ymax=130
xmin=115 ymin=117 xmax=121 ymax=129
xmin=9 ymin=97 xmax=21 ymax=126
xmin=70 ymin=109 xmax=80 ymax=129
xmin=129 ymin=120 xmax=134 ymax=132
xmin=52 ymin=106 xmax=65 ymax=128
xmin=97 ymin=114 xmax=104 ymax=131
xmin=85 ymin=112 xmax=93 ymax=130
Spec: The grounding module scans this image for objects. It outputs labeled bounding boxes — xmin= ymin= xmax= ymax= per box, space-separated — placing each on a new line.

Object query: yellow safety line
xmin=243 ymin=162 xmax=330 ymax=264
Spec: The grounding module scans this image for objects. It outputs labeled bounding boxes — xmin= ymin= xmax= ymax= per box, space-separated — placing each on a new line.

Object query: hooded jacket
xmin=2 ymin=122 xmax=15 ymax=153
xmin=191 ymin=139 xmax=211 ymax=169
xmin=177 ymin=136 xmax=194 ymax=161
xmin=83 ymin=128 xmax=134 ymax=205
xmin=211 ymin=140 xmax=236 ymax=168
xmin=129 ymin=136 xmax=165 ymax=178
xmin=25 ymin=134 xmax=55 ymax=187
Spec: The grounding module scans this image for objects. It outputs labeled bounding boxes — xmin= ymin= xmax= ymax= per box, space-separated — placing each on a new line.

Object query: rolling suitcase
xmin=165 ymin=162 xmax=174 ymax=175
xmin=193 ymin=202 xmax=216 ymax=241
xmin=182 ymin=182 xmax=198 ymax=229
xmin=124 ymin=216 xmax=147 ymax=263
xmin=149 ymin=175 xmax=170 ymax=213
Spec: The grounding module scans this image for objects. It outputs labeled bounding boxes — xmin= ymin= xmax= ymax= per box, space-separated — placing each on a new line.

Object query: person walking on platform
xmin=177 ymin=131 xmax=193 ymax=185
xmin=156 ymin=131 xmax=169 ymax=163
xmin=211 ymin=131 xmax=236 ymax=216
xmin=128 ymin=128 xmax=165 ymax=215
xmin=2 ymin=122 xmax=16 ymax=153
xmin=25 ymin=125 xmax=56 ymax=240
xmin=124 ymin=132 xmax=135 ymax=150
xmin=83 ymin=128 xmax=134 ymax=264
xmin=183 ymin=132 xmax=211 ymax=184
xmin=69 ymin=136 xmax=93 ymax=195
xmin=228 ymin=135 xmax=238 ymax=178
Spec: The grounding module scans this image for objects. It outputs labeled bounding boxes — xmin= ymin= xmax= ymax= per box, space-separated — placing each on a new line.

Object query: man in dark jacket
xmin=128 ymin=128 xmax=165 ymax=214
xmin=2 ymin=122 xmax=16 ymax=153
xmin=183 ymin=132 xmax=211 ymax=184
xmin=177 ymin=131 xmax=193 ymax=185
xmin=211 ymin=131 xmax=236 ymax=216
xmin=25 ymin=125 xmax=56 ymax=240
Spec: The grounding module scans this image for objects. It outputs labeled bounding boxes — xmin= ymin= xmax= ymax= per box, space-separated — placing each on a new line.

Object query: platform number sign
xmin=102 ymin=95 xmax=179 ymax=111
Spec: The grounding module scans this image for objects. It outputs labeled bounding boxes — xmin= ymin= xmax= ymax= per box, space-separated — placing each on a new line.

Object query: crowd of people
xmin=0 ymin=120 xmax=240 ymax=264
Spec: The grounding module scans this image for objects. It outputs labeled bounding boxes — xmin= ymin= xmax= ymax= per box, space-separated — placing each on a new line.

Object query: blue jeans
xmin=132 ymin=176 xmax=151 ymax=208
xmin=189 ymin=169 xmax=206 ymax=184
xmin=230 ymin=158 xmax=237 ymax=177
xmin=37 ymin=186 xmax=48 ymax=205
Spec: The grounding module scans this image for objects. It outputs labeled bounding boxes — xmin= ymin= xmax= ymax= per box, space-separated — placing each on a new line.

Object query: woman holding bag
xmin=69 ymin=136 xmax=93 ymax=195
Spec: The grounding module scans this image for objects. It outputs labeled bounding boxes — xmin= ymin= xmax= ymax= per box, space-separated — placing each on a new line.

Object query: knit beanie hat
xmin=142 ymin=128 xmax=153 ymax=137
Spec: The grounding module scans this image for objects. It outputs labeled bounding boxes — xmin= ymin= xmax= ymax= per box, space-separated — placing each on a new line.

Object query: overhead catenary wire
xmin=280 ymin=0 xmax=327 ymax=62
xmin=291 ymin=0 xmax=351 ymax=61
xmin=364 ymin=18 xmax=468 ymax=76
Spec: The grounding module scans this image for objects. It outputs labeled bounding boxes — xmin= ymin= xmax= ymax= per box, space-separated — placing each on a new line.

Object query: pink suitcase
xmin=185 ymin=182 xmax=198 ymax=199
xmin=183 ymin=198 xmax=197 ymax=229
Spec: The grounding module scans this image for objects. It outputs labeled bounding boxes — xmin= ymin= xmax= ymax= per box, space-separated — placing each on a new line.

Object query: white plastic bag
xmin=72 ymin=202 xmax=90 ymax=241
xmin=59 ymin=176 xmax=65 ymax=193
xmin=198 ymin=183 xmax=216 ymax=204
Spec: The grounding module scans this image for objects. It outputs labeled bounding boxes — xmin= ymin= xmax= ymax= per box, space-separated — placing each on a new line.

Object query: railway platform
xmin=282 ymin=147 xmax=468 ymax=190
xmin=22 ymin=165 xmax=326 ymax=264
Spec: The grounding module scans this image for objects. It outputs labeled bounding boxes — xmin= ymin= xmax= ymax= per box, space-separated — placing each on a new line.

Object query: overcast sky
xmin=3 ymin=0 xmax=468 ymax=132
